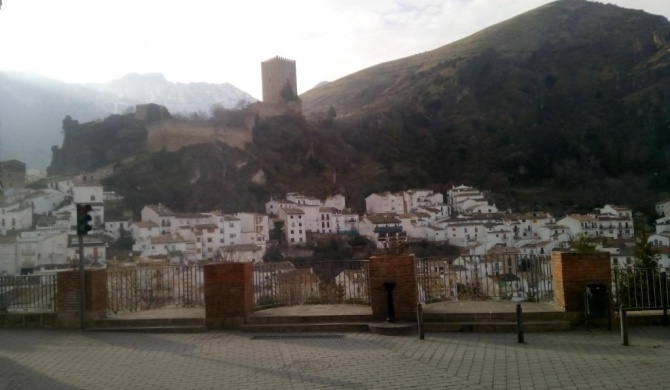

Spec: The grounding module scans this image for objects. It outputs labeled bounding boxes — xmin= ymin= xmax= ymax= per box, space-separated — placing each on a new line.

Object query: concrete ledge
xmin=368 ymin=322 xmax=417 ymax=336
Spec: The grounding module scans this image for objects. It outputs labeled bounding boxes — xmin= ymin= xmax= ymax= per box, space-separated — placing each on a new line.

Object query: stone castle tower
xmin=261 ymin=56 xmax=297 ymax=104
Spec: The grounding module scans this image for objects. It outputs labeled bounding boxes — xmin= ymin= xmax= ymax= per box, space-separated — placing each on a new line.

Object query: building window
xmin=207 ymin=238 xmax=212 ymax=243
xmin=91 ymin=195 xmax=95 ymax=201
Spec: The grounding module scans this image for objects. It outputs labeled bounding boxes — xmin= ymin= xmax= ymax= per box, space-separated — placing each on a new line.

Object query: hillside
xmin=301 ymin=0 xmax=670 ymax=212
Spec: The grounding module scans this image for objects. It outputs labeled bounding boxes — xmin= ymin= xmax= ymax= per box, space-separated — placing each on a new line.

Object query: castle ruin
xmin=261 ymin=56 xmax=298 ymax=104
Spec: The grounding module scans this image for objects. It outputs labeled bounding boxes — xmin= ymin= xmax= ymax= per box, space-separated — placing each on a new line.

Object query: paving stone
xmin=0 ymin=327 xmax=669 ymax=389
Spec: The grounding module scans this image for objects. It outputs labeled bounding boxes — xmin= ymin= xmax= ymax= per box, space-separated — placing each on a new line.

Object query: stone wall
xmin=146 ymin=121 xmax=252 ymax=153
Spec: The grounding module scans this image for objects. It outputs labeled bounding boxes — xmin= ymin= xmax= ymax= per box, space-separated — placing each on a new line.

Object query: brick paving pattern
xmin=1 ymin=327 xmax=669 ymax=389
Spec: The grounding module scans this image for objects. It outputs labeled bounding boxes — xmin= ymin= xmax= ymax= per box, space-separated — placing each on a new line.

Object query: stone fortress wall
xmin=143 ymin=55 xmax=300 ymax=154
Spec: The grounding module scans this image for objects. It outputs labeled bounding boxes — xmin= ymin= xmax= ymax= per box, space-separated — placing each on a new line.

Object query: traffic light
xmin=77 ymin=204 xmax=93 ymax=235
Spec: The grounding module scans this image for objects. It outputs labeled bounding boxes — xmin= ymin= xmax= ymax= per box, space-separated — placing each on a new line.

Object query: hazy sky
xmin=1 ymin=0 xmax=668 ymax=99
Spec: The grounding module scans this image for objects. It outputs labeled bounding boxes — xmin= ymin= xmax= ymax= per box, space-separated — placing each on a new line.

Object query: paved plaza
xmin=1 ymin=327 xmax=669 ymax=389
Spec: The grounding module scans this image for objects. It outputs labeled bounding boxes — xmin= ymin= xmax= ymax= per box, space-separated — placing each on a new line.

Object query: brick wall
xmin=56 ymin=269 xmax=108 ymax=328
xmin=204 ymin=262 xmax=253 ymax=329
xmin=369 ymin=255 xmax=418 ymax=322
xmin=551 ymin=251 xmax=611 ymax=312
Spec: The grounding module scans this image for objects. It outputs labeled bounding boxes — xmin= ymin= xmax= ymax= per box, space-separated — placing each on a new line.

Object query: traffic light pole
xmin=78 ymin=233 xmax=86 ymax=330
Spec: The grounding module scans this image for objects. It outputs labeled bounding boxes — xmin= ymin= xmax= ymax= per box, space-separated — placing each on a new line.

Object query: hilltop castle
xmin=141 ymin=56 xmax=303 ymax=153
xmin=261 ymin=56 xmax=298 ymax=104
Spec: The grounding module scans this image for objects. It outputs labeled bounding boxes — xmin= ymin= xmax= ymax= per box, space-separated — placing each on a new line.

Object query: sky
xmin=1 ymin=0 xmax=669 ymax=99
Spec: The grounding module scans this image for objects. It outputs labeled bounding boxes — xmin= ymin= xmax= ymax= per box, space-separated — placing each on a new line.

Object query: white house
xmin=334 ymin=211 xmax=359 ymax=235
xmin=324 ymin=194 xmax=346 ymax=211
xmin=47 ymin=177 xmax=75 ymax=194
xmin=365 ymin=192 xmax=406 ymax=214
xmin=14 ymin=231 xmax=68 ymax=274
xmin=141 ymin=204 xmax=176 ymax=235
xmin=29 ymin=189 xmax=68 ymax=215
xmin=359 ymin=213 xmax=406 ymax=249
xmin=131 ymin=221 xmax=160 ymax=242
xmin=0 ymin=202 xmax=33 ymax=235
xmin=265 ymin=198 xmax=297 ymax=216
xmin=66 ymin=234 xmax=106 ymax=266
xmin=656 ymin=199 xmax=670 ymax=217
xmin=557 ymin=214 xmax=599 ymax=238
xmin=133 ymin=233 xmax=189 ymax=260
xmin=73 ymin=183 xmax=104 ymax=205
xmin=279 ymin=208 xmax=306 ymax=246
xmin=105 ymin=217 xmax=133 ymax=241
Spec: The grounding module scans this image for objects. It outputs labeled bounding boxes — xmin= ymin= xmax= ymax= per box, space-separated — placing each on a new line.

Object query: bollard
xmin=661 ymin=270 xmax=668 ymax=327
xmin=417 ymin=303 xmax=425 ymax=340
xmin=620 ymin=305 xmax=629 ymax=346
xmin=516 ymin=303 xmax=524 ymax=344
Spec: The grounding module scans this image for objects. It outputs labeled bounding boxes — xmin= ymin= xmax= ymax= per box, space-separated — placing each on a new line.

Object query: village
xmin=2 ymin=158 xmax=670 ymax=305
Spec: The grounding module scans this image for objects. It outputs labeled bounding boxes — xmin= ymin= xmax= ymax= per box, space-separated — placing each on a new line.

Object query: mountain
xmin=45 ymin=1 xmax=670 ymax=215
xmin=0 ymin=72 xmax=255 ymax=169
xmin=300 ymin=0 xmax=670 ymax=212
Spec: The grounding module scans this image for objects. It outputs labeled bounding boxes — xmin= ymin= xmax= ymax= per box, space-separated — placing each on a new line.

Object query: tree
xmin=280 ymin=82 xmax=298 ymax=103
xmin=634 ymin=228 xmax=659 ymax=268
xmin=569 ymin=235 xmax=597 ymax=253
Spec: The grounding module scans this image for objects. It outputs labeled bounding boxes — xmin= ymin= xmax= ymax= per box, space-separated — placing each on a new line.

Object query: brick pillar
xmin=369 ymin=255 xmax=418 ymax=322
xmin=56 ymin=269 xmax=108 ymax=328
xmin=204 ymin=262 xmax=253 ymax=329
xmin=551 ymin=251 xmax=611 ymax=312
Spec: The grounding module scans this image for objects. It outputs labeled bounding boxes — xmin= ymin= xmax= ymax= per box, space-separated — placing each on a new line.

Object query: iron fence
xmin=253 ymin=261 xmax=370 ymax=310
xmin=107 ymin=265 xmax=204 ymax=314
xmin=612 ymin=267 xmax=669 ymax=311
xmin=416 ymin=254 xmax=553 ymax=303
xmin=0 ymin=274 xmax=57 ymax=312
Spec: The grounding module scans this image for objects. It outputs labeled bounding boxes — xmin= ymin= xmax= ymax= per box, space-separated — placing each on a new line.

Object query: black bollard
xmin=516 ymin=303 xmax=525 ymax=344
xmin=383 ymin=281 xmax=396 ymax=323
xmin=620 ymin=305 xmax=629 ymax=346
xmin=417 ymin=303 xmax=425 ymax=340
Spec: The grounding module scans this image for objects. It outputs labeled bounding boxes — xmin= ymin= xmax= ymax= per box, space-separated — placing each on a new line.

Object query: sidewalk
xmin=1 ymin=326 xmax=669 ymax=389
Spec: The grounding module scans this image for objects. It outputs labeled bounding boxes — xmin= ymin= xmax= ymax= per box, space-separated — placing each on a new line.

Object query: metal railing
xmin=416 ymin=254 xmax=553 ymax=303
xmin=0 ymin=274 xmax=57 ymax=312
xmin=253 ymin=261 xmax=370 ymax=310
xmin=612 ymin=267 xmax=669 ymax=311
xmin=107 ymin=265 xmax=204 ymax=315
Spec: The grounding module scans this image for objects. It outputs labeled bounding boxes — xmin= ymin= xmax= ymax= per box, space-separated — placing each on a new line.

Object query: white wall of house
xmin=73 ymin=185 xmax=103 ymax=205
xmin=649 ymin=233 xmax=670 ymax=247
xmin=280 ymin=209 xmax=306 ymax=246
xmin=66 ymin=234 xmax=106 ymax=265
xmin=324 ymin=194 xmax=346 ymax=211
xmin=31 ymin=190 xmax=68 ymax=215
xmin=265 ymin=198 xmax=297 ymax=216
xmin=0 ymin=204 xmax=32 ymax=234
xmin=365 ymin=192 xmax=406 ymax=214
xmin=656 ymin=200 xmax=670 ymax=217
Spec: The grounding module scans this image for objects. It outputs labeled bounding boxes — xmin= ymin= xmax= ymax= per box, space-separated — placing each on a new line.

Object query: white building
xmin=236 ymin=212 xmax=270 ymax=251
xmin=359 ymin=213 xmax=407 ymax=249
xmin=0 ymin=201 xmax=32 ymax=235
xmin=17 ymin=231 xmax=69 ymax=273
xmin=365 ymin=192 xmax=406 ymax=214
xmin=131 ymin=221 xmax=160 ymax=242
xmin=656 ymin=199 xmax=670 ymax=217
xmin=279 ymin=208 xmax=306 ymax=245
xmin=66 ymin=234 xmax=106 ymax=266
xmin=29 ymin=189 xmax=68 ymax=215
